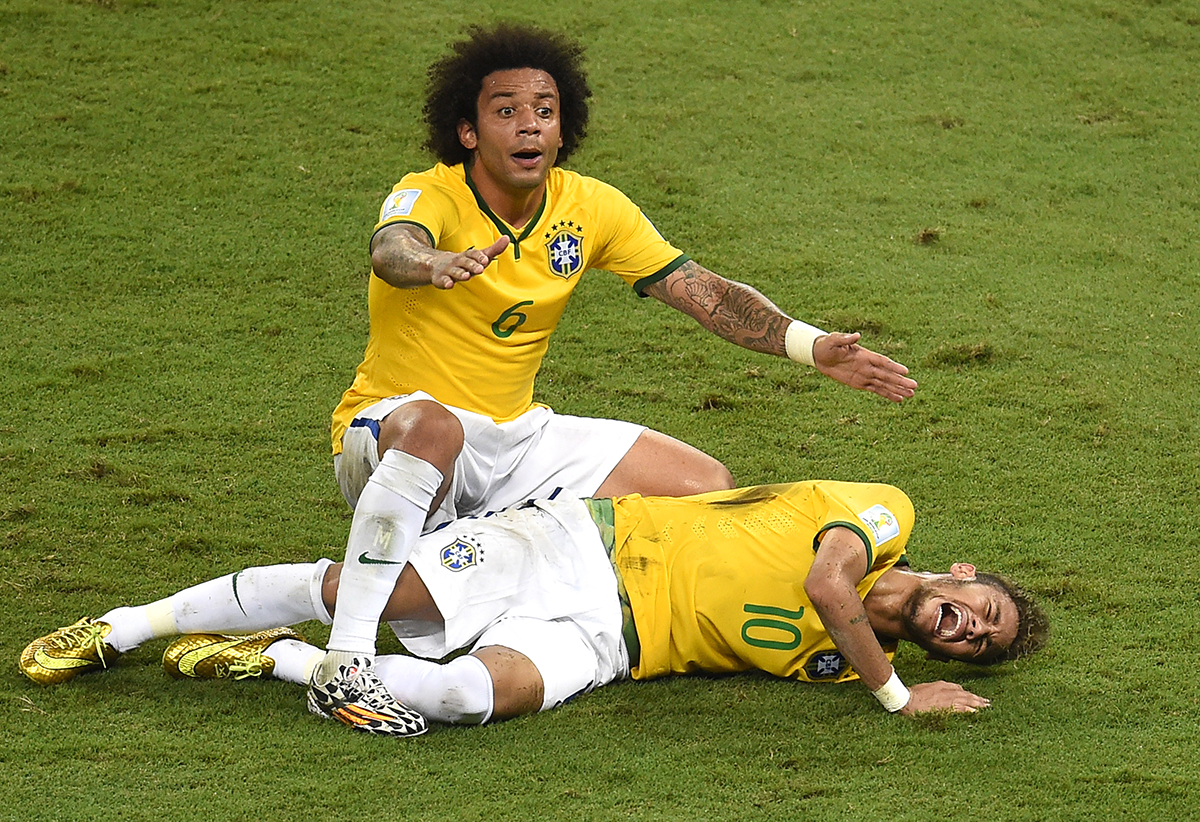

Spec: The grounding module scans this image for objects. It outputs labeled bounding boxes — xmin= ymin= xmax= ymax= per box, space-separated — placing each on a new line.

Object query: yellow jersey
xmin=331 ymin=163 xmax=688 ymax=453
xmin=612 ymin=481 xmax=914 ymax=683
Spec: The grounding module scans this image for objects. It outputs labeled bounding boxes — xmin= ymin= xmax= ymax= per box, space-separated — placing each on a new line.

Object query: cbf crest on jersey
xmin=441 ymin=538 xmax=480 ymax=572
xmin=804 ymin=650 xmax=848 ymax=680
xmin=544 ymin=220 xmax=584 ymax=279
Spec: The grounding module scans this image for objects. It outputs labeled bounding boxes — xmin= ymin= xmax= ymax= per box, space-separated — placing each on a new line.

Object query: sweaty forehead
xmin=480 ymin=68 xmax=559 ymax=99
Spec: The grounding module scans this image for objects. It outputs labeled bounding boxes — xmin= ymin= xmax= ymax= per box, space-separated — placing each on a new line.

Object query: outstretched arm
xmin=641 ymin=261 xmax=916 ymax=402
xmin=804 ymin=527 xmax=990 ymax=715
xmin=370 ymin=223 xmax=510 ymax=290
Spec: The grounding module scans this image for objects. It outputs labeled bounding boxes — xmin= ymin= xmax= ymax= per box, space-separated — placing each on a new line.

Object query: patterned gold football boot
xmin=20 ymin=618 xmax=122 ymax=685
xmin=162 ymin=627 xmax=302 ymax=680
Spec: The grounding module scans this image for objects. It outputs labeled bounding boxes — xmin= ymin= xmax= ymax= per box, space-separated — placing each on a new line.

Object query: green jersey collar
xmin=463 ymin=162 xmax=548 ymax=261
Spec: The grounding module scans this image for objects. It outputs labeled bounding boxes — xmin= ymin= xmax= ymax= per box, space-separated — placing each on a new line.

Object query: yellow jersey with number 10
xmin=613 ymin=481 xmax=915 ymax=683
xmin=331 ymin=163 xmax=688 ymax=454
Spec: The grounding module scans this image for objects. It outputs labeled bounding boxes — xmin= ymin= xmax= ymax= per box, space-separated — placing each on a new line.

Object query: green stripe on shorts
xmin=584 ymin=497 xmax=640 ymax=667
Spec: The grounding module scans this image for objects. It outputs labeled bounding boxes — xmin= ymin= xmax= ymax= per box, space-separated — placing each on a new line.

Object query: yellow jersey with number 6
xmin=612 ymin=481 xmax=914 ymax=683
xmin=331 ymin=163 xmax=687 ymax=453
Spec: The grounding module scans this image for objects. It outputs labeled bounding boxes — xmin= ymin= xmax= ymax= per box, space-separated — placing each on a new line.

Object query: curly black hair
xmin=423 ymin=22 xmax=592 ymax=167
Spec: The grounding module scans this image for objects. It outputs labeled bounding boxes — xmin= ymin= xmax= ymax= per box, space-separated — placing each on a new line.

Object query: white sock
xmin=264 ymin=638 xmax=327 ymax=685
xmin=99 ymin=561 xmax=332 ymax=653
xmin=267 ymin=643 xmax=496 ymax=725
xmin=323 ymin=450 xmax=442 ymax=668
xmin=374 ymin=653 xmax=495 ymax=725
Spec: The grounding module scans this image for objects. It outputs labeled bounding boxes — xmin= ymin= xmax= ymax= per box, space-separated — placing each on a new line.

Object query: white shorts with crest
xmin=334 ymin=392 xmax=644 ymax=530
xmin=393 ymin=493 xmax=630 ymax=711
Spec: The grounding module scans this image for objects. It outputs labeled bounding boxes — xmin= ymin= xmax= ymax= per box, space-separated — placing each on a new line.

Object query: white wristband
xmin=872 ymin=668 xmax=911 ymax=713
xmin=784 ymin=320 xmax=827 ymax=367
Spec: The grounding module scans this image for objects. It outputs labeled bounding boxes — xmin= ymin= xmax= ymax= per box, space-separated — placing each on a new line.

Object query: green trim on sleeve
xmin=812 ymin=521 xmax=875 ymax=571
xmin=633 ymin=254 xmax=690 ymax=297
xmin=371 ymin=220 xmax=435 ymax=251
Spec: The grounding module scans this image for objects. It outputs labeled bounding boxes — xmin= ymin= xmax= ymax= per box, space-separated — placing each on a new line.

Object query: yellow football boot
xmin=162 ymin=627 xmax=302 ymax=680
xmin=20 ymin=618 xmax=122 ymax=685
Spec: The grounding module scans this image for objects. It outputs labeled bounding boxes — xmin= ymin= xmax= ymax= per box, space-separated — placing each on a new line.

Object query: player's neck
xmin=468 ymin=164 xmax=546 ymax=229
xmin=863 ymin=568 xmax=921 ymax=641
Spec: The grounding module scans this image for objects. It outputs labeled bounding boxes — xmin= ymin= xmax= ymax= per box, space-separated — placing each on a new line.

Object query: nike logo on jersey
xmin=175 ymin=639 xmax=246 ymax=677
xmin=33 ymin=648 xmax=98 ymax=671
xmin=357 ymin=552 xmax=404 ymax=566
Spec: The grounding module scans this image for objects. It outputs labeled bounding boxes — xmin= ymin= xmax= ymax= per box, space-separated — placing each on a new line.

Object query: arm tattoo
xmin=370 ymin=224 xmax=438 ymax=288
xmin=644 ymin=260 xmax=790 ymax=356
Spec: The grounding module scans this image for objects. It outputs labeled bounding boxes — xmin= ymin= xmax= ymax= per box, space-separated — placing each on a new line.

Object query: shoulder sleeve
xmin=371 ymin=168 xmax=460 ymax=249
xmin=810 ymin=482 xmax=915 ymax=573
xmin=585 ymin=179 xmax=687 ymax=288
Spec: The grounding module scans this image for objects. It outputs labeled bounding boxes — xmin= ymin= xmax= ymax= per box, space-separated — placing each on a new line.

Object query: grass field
xmin=3 ymin=0 xmax=1199 ymax=819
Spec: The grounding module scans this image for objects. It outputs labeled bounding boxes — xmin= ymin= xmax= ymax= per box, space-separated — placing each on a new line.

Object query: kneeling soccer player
xmin=21 ymin=481 xmax=1048 ymax=735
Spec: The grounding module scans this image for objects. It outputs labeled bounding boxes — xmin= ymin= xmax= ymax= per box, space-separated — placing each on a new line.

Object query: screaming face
xmin=903 ymin=578 xmax=1019 ymax=663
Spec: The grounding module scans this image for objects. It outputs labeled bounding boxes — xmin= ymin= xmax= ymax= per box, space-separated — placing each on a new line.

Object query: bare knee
xmin=688 ymin=456 xmax=735 ymax=494
xmin=377 ymin=401 xmax=464 ymax=478
xmin=655 ymin=455 xmax=733 ymax=497
xmin=321 ymin=563 xmax=342 ymax=616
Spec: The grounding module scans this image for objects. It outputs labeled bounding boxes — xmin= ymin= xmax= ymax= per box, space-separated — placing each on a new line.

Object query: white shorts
xmin=334 ymin=392 xmax=645 ymax=529
xmin=390 ymin=494 xmax=630 ymax=711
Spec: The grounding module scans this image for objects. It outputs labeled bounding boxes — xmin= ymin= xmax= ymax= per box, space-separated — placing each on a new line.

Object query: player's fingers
xmin=825 ymin=331 xmax=861 ymax=348
xmin=869 ymin=378 xmax=916 ymax=403
xmin=956 ymin=690 xmax=991 ymax=710
xmin=460 ymin=252 xmax=489 ymax=273
xmin=434 ymin=264 xmax=473 ymax=288
xmin=860 ymin=348 xmax=911 ymax=375
xmin=481 ymin=235 xmax=511 ymax=259
xmin=869 ymin=362 xmax=918 ymax=397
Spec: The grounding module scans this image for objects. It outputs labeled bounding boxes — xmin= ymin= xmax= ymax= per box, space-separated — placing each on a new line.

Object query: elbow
xmin=803 ymin=575 xmax=829 ymax=611
xmin=369 ymin=247 xmax=388 ymax=279
xmin=804 ymin=571 xmax=845 ymax=617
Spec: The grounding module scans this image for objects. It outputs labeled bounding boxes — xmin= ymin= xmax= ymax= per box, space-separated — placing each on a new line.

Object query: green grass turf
xmin=4 ymin=0 xmax=1200 ymax=818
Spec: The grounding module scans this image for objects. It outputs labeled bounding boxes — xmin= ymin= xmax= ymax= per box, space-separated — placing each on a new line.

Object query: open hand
xmin=813 ymin=332 xmax=918 ymax=403
xmin=900 ymin=681 xmax=991 ymax=715
xmin=430 ymin=236 xmax=510 ymax=289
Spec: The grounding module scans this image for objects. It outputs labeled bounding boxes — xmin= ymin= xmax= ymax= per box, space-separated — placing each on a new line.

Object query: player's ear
xmin=949 ymin=562 xmax=976 ymax=581
xmin=458 ymin=119 xmax=478 ymax=150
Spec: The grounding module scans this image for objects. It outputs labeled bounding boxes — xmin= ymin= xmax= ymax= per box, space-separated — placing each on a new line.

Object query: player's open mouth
xmin=935 ymin=602 xmax=965 ymax=640
xmin=512 ymin=150 xmax=542 ymax=167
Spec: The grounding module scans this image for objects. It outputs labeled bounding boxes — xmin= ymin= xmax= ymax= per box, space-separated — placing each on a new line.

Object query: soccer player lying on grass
xmin=22 ymin=481 xmax=1047 ymax=736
